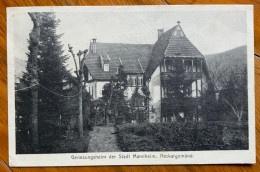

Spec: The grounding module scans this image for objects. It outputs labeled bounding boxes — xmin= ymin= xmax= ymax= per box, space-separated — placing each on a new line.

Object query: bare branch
xmin=223 ymin=98 xmax=239 ymax=119
xmin=68 ymin=44 xmax=79 ymax=80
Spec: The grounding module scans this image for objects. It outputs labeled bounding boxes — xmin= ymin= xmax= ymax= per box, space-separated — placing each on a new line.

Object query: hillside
xmin=204 ymin=45 xmax=247 ymax=90
xmin=205 ymin=45 xmax=247 ymax=67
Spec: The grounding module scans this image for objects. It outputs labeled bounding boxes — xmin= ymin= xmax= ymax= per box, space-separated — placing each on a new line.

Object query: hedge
xmin=116 ymin=122 xmax=248 ymax=152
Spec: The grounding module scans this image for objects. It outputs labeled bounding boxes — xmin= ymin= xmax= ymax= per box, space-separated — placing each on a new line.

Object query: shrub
xmin=117 ymin=132 xmax=161 ymax=151
xmin=116 ymin=122 xmax=247 ymax=151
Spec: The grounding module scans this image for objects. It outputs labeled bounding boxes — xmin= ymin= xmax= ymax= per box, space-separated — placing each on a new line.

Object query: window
xmin=187 ymin=60 xmax=192 ymax=72
xmin=197 ymin=60 xmax=201 ymax=72
xmin=192 ymin=60 xmax=196 ymax=72
xmin=167 ymin=64 xmax=172 ymax=72
xmin=164 ymin=87 xmax=168 ymax=98
xmin=104 ymin=64 xmax=109 ymax=72
xmin=132 ymin=76 xmax=137 ymax=86
xmin=185 ymin=86 xmax=192 ymax=97
xmin=89 ymin=86 xmax=92 ymax=96
xmin=127 ymin=75 xmax=131 ymax=86
xmin=138 ymin=76 xmax=143 ymax=86
xmin=166 ymin=64 xmax=176 ymax=72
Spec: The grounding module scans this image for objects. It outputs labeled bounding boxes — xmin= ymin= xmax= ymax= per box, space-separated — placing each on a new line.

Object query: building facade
xmin=145 ymin=22 xmax=212 ymax=123
xmin=83 ymin=40 xmax=152 ymax=100
xmin=83 ymin=21 xmax=213 ymax=123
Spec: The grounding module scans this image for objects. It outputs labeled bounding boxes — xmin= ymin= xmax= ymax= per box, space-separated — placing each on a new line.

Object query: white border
xmin=7 ymin=5 xmax=255 ymax=167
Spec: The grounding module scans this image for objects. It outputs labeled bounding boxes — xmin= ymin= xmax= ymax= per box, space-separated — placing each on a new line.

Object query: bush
xmin=117 ymin=132 xmax=161 ymax=151
xmin=116 ymin=122 xmax=247 ymax=151
xmin=38 ymin=130 xmax=90 ymax=153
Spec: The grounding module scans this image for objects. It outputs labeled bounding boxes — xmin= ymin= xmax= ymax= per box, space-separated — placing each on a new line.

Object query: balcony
xmin=161 ymin=71 xmax=202 ymax=81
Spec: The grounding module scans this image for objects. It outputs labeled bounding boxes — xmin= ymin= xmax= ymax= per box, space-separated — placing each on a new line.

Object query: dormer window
xmin=100 ymin=54 xmax=110 ymax=72
xmin=104 ymin=64 xmax=109 ymax=72
xmin=138 ymin=75 xmax=143 ymax=86
xmin=127 ymin=75 xmax=143 ymax=86
xmin=131 ymin=76 xmax=137 ymax=86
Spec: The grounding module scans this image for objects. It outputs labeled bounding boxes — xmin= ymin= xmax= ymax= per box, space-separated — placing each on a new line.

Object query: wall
xmin=85 ymin=82 xmax=96 ymax=99
xmin=125 ymin=86 xmax=136 ymax=99
xmin=86 ymin=81 xmax=109 ymax=100
xmin=96 ymin=81 xmax=109 ymax=99
xmin=148 ymin=66 xmax=161 ymax=123
xmin=191 ymin=79 xmax=202 ymax=98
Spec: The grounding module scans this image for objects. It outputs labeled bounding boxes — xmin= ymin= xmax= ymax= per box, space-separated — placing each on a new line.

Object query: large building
xmin=83 ymin=39 xmax=152 ymax=100
xmin=145 ymin=22 xmax=212 ymax=123
xmin=83 ymin=21 xmax=212 ymax=123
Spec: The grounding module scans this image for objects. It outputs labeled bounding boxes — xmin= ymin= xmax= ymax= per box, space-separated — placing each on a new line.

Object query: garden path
xmin=87 ymin=126 xmax=121 ymax=152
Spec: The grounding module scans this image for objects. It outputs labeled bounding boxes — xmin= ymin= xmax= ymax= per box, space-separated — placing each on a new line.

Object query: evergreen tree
xmin=161 ymin=58 xmax=197 ymax=122
xmin=36 ymin=12 xmax=69 ymax=141
xmin=110 ymin=65 xmax=129 ymax=124
xmin=130 ymin=86 xmax=150 ymax=123
xmin=101 ymin=83 xmax=113 ymax=125
xmin=16 ymin=13 xmax=71 ymax=153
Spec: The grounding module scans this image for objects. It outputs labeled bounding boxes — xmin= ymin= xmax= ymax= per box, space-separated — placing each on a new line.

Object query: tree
xmin=130 ymin=87 xmax=142 ymax=122
xmin=207 ymin=53 xmax=248 ymax=124
xmin=109 ymin=65 xmax=129 ymax=124
xmin=101 ymin=83 xmax=113 ymax=125
xmin=16 ymin=12 xmax=70 ymax=153
xmin=16 ymin=12 xmax=41 ymax=152
xmin=130 ymin=86 xmax=150 ymax=123
xmin=68 ymin=45 xmax=88 ymax=137
xmin=161 ymin=58 xmax=197 ymax=122
xmin=35 ymin=13 xmax=70 ymax=144
xmin=219 ymin=66 xmax=247 ymax=125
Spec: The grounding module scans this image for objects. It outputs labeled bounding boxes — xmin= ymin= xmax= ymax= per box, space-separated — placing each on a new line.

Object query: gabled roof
xmin=84 ymin=43 xmax=153 ymax=80
xmin=145 ymin=24 xmax=203 ymax=78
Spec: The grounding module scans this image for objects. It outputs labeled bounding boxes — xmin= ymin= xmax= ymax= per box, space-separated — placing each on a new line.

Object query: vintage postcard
xmin=7 ymin=5 xmax=255 ymax=166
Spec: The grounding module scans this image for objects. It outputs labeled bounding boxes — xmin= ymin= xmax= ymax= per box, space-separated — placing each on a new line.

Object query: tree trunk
xmin=31 ymin=86 xmax=38 ymax=151
xmin=28 ymin=12 xmax=40 ymax=152
xmin=237 ymin=117 xmax=242 ymax=126
xmin=105 ymin=109 xmax=109 ymax=126
xmin=78 ymin=82 xmax=84 ymax=137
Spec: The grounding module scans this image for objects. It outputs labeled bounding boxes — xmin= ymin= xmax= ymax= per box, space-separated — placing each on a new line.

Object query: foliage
xmin=83 ymin=90 xmax=95 ymax=131
xmin=218 ymin=65 xmax=248 ymax=123
xmin=35 ymin=13 xmax=69 ymax=142
xmin=117 ymin=122 xmax=247 ymax=151
xmin=92 ymin=98 xmax=107 ymax=126
xmin=129 ymin=87 xmax=149 ymax=123
xmin=103 ymin=65 xmax=130 ymax=124
xmin=201 ymin=88 xmax=219 ymax=121
xmin=38 ymin=132 xmax=90 ymax=153
xmin=15 ymin=13 xmax=93 ymax=153
xmin=206 ymin=46 xmax=248 ymax=123
xmin=161 ymin=58 xmax=198 ymax=121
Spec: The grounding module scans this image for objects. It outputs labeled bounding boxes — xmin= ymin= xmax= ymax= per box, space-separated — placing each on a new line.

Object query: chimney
xmin=158 ymin=29 xmax=164 ymax=40
xmin=90 ymin=38 xmax=97 ymax=54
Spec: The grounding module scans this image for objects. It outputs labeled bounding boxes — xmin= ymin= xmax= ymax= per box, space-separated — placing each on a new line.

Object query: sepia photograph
xmin=8 ymin=5 xmax=255 ymax=166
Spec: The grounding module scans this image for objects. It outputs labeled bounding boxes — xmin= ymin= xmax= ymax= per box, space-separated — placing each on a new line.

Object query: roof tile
xmin=84 ymin=43 xmax=153 ymax=80
xmin=145 ymin=25 xmax=203 ymax=78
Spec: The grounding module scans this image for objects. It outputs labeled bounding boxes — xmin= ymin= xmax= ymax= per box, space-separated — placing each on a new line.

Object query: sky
xmin=13 ymin=8 xmax=247 ymax=75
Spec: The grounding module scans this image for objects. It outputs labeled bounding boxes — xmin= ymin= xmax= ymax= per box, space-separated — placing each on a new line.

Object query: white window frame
xmin=104 ymin=64 xmax=109 ymax=72
xmin=138 ymin=76 xmax=143 ymax=86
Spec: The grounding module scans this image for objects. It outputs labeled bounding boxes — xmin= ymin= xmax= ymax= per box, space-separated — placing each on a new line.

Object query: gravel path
xmin=87 ymin=126 xmax=121 ymax=152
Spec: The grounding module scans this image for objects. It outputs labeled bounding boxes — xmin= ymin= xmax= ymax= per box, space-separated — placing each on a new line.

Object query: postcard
xmin=7 ymin=5 xmax=255 ymax=166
